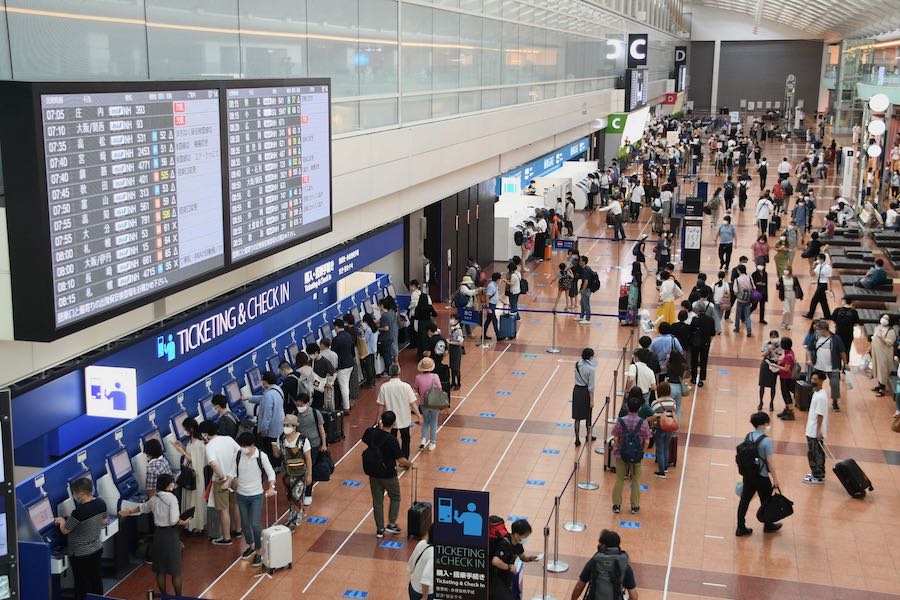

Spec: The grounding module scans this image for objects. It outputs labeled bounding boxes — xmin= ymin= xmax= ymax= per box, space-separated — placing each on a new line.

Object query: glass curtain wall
xmin=0 ymin=0 xmax=681 ymax=135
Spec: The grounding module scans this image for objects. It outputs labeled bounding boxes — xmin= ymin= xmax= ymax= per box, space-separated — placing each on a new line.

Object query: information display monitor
xmin=224 ymin=82 xmax=332 ymax=263
xmin=108 ymin=448 xmax=134 ymax=482
xmin=26 ymin=497 xmax=55 ymax=533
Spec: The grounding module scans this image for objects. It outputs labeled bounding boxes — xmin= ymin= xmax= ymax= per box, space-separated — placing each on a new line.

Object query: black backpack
xmin=588 ymin=270 xmax=601 ymax=293
xmin=453 ymin=290 xmax=469 ymax=309
xmin=520 ymin=278 xmax=529 ymax=295
xmin=735 ymin=433 xmax=767 ymax=477
xmin=514 ymin=230 xmax=524 ymax=246
xmin=362 ymin=433 xmax=392 ymax=478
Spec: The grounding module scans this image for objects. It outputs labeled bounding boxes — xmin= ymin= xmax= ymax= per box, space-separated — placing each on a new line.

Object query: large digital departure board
xmin=41 ymin=90 xmax=226 ymax=327
xmin=226 ymin=84 xmax=331 ymax=262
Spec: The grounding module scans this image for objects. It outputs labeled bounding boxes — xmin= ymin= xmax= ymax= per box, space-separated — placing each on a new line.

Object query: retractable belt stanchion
xmin=607 ymin=369 xmax=619 ymax=424
xmin=579 ymin=411 xmax=603 ymax=487
xmin=547 ymin=309 xmax=560 ymax=354
xmin=563 ymin=460 xmax=586 ymax=532
xmin=545 ymin=496 xmax=568 ymax=573
xmin=597 ymin=395 xmax=611 ymax=457
xmin=531 ymin=526 xmax=557 ymax=600
xmin=618 ymin=345 xmax=627 ymax=395
xmin=478 ymin=305 xmax=490 ymax=349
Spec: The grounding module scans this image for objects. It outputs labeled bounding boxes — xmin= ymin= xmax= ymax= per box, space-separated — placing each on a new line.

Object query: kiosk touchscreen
xmin=223 ymin=380 xmax=246 ymax=418
xmin=266 ymin=355 xmax=282 ymax=380
xmin=286 ymin=343 xmax=300 ymax=366
xmin=245 ymin=367 xmax=263 ymax=395
xmin=106 ymin=447 xmax=142 ymax=502
xmin=170 ymin=410 xmax=190 ymax=441
xmin=364 ymin=299 xmax=374 ymax=315
xmin=200 ymin=395 xmax=218 ymax=422
xmin=67 ymin=470 xmax=94 ymax=498
xmin=26 ymin=496 xmax=62 ymax=549
xmin=141 ymin=428 xmax=163 ymax=450
xmin=304 ymin=333 xmax=318 ymax=348
xmin=350 ymin=306 xmax=361 ymax=322
xmin=386 ymin=284 xmax=396 ymax=298
xmin=319 ymin=326 xmax=331 ymax=342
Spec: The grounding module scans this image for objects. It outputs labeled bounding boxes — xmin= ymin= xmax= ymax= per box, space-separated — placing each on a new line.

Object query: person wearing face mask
xmin=870 ymin=314 xmax=898 ymax=397
xmin=447 ymin=314 xmax=464 ymax=390
xmin=290 ymin=393 xmax=327 ymax=506
xmin=236 ymin=432 xmax=277 ymax=566
xmin=198 ymin=420 xmax=241 ymax=546
xmin=777 ymin=338 xmax=798 ymax=420
xmin=489 ymin=519 xmax=539 ymax=600
xmin=714 ymin=216 xmax=736 ymax=271
xmin=171 ymin=417 xmax=208 ymax=534
xmin=272 ymin=415 xmax=313 ymax=528
xmin=55 ymin=476 xmax=108 ymax=600
xmin=571 ymin=529 xmax=639 ymax=600
xmin=119 ymin=473 xmax=190 ymax=595
xmin=773 ymin=234 xmax=789 ymax=276
xmin=143 ymin=438 xmax=172 ymax=498
xmin=803 ymin=253 xmax=833 ymax=320
xmin=750 ymin=262 xmax=769 ymax=326
xmin=776 ymin=266 xmax=802 ymax=330
xmin=735 ymin=412 xmax=781 ymax=537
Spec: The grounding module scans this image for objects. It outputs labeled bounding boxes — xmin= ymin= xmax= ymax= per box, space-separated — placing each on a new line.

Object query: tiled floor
xmin=108 ymin=137 xmax=900 ymax=600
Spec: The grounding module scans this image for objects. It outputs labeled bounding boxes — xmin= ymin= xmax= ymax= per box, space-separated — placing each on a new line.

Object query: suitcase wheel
xmin=288 ymin=562 xmax=293 ymax=569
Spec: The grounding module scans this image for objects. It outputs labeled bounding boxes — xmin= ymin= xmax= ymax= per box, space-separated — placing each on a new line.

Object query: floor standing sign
xmin=433 ymin=488 xmax=490 ymax=600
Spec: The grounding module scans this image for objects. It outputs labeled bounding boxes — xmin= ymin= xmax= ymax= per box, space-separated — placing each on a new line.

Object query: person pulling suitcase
xmin=803 ymin=372 xmax=829 ymax=485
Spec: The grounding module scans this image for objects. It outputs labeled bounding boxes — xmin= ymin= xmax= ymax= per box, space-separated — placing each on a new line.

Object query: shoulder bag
xmin=423 ymin=374 xmax=450 ymax=410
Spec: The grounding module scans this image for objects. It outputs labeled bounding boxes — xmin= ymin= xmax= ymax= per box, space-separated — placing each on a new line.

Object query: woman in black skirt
xmin=572 ymin=348 xmax=596 ymax=446
xmin=118 ymin=473 xmax=188 ymax=595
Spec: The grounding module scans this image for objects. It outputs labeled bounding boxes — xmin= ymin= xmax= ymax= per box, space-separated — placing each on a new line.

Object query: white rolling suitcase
xmin=261 ymin=494 xmax=293 ymax=574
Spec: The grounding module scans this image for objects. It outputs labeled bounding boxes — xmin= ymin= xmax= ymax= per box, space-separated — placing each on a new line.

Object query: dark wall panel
xmin=688 ymin=41 xmax=714 ymax=112
xmin=717 ymin=40 xmax=822 ymax=112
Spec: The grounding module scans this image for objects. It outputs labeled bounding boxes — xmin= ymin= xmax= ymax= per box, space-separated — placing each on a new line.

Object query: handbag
xmin=750 ymin=289 xmax=762 ymax=303
xmin=756 ymin=488 xmax=794 ymax=523
xmin=313 ymin=450 xmax=335 ymax=482
xmin=176 ymin=461 xmax=197 ymax=491
xmin=311 ymin=362 xmax=327 ymax=393
xmin=658 ymin=411 xmax=679 ymax=432
xmin=892 ymin=414 xmax=900 ymax=433
xmin=423 ymin=374 xmax=450 ymax=410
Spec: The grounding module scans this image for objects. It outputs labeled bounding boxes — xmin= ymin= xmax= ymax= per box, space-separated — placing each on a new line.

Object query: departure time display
xmin=41 ymin=90 xmax=225 ymax=328
xmin=226 ymin=85 xmax=331 ymax=262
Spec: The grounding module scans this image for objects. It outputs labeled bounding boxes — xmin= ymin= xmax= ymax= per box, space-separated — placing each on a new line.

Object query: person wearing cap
xmin=119 ymin=473 xmax=189 ymax=595
xmin=456 ymin=274 xmax=478 ymax=337
xmin=414 ymin=357 xmax=443 ymax=451
xmin=237 ymin=432 xmax=277 ymax=567
xmin=376 ymin=364 xmax=422 ymax=459
xmin=272 ymin=414 xmax=313 ymax=527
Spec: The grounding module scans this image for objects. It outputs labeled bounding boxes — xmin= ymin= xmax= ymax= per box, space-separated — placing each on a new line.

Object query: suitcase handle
xmin=265 ymin=482 xmax=279 ymax=528
xmin=410 ymin=463 xmax=418 ymax=503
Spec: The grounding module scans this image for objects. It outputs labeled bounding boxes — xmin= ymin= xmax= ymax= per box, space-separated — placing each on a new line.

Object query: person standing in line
xmin=272 ymin=414 xmax=313 ymax=527
xmin=503 ymin=262 xmax=522 ymax=317
xmin=804 ymin=372 xmax=829 ymax=484
xmin=211 ymin=394 xmax=239 ymax=438
xmin=244 ymin=372 xmax=285 ymax=464
xmin=143 ymin=438 xmax=172 ymax=497
xmin=611 ymin=396 xmax=651 ymax=515
xmin=414 ymin=357 xmax=442 ymax=451
xmin=198 ymin=420 xmax=241 ymax=546
xmin=235 ymin=433 xmax=278 ymax=566
xmin=649 ymin=381 xmax=677 ymax=478
xmin=376 ymin=364 xmax=422 ymax=459
xmin=732 ymin=264 xmax=755 ymax=337
xmin=758 ymin=157 xmax=768 ymax=189
xmin=712 ymin=270 xmax=728 ymax=334
xmin=776 ymin=266 xmax=802 ymax=330
xmin=407 ymin=525 xmax=434 ymax=600
xmin=570 ymin=529 xmax=640 ymax=600
xmin=803 ymin=253 xmax=833 ymax=321
xmin=171 ymin=417 xmax=208 ymax=534
xmin=378 ymin=296 xmax=400 ymax=366
xmin=689 ymin=297 xmax=715 ymax=386
xmin=118 ymin=474 xmax=189 ymax=595
xmin=55 ymin=477 xmax=108 ymax=600
xmin=735 ymin=412 xmax=782 ymax=536
xmin=306 ymin=342 xmax=336 ymax=409
xmin=715 ymin=216 xmax=736 ymax=271
xmin=532 ymin=209 xmax=547 ymax=262
xmin=360 ymin=314 xmax=379 ymax=387
xmin=363 ymin=411 xmax=415 ymax=538
xmin=447 ymin=313 xmax=465 ymax=390
xmin=806 ymin=320 xmax=847 ymax=412
xmin=331 ymin=320 xmax=356 ymax=414
xmin=291 ymin=393 xmax=327 ymax=507
xmin=572 ymin=348 xmax=596 ymax=447
xmin=776 ymin=338 xmax=798 ymax=421
xmin=482 ymin=272 xmax=502 ymax=341
xmin=656 ymin=270 xmax=682 ymax=325
xmin=578 ymin=256 xmax=595 ymax=324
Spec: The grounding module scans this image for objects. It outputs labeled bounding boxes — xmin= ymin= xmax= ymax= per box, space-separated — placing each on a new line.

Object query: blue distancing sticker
xmin=343 ymin=591 xmax=369 ymax=599
xmin=629 ymin=484 xmax=650 ymax=491
xmin=342 ymin=480 xmax=363 ymax=487
xmin=719 ymin=369 xmax=729 ymax=375
xmin=523 ymin=354 xmax=538 ymax=358
xmin=644 ymin=453 xmax=656 ymax=459
xmin=543 ymin=449 xmax=560 ymax=455
xmin=496 ymin=391 xmax=512 ymax=396
xmin=556 ymin=422 xmax=574 ymax=428
xmin=589 ymin=361 xmax=599 ymax=366
xmin=438 ymin=467 xmax=457 ymax=473
xmin=526 ymin=479 xmax=546 ymax=486
xmin=508 ymin=515 xmax=528 ymax=522
xmin=380 ymin=541 xmax=403 ymax=549
xmin=530 ymin=319 xmax=541 ymax=324
xmin=480 ymin=412 xmax=496 ymax=418
xmin=512 ymin=371 xmax=526 ymax=376
xmin=619 ymin=521 xmax=641 ymax=529
xmin=460 ymin=437 xmax=478 ymax=444
xmin=306 ymin=516 xmax=328 ymax=524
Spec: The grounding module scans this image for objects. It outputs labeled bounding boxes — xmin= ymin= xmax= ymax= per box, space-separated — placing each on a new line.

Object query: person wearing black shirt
xmin=570 ymin=529 xmax=639 ymax=600
xmin=423 ymin=323 xmax=448 ymax=365
xmin=689 ymin=303 xmax=716 ymax=386
xmin=306 ymin=343 xmax=335 ymax=410
xmin=490 ymin=519 xmax=538 ymax=600
xmin=56 ymin=477 xmax=108 ymax=600
xmin=687 ymin=273 xmax=713 ymax=304
xmin=831 ymin=297 xmax=859 ymax=360
xmin=635 ymin=335 xmax=661 ymax=377
xmin=279 ymin=360 xmax=303 ymax=416
xmin=331 ymin=320 xmax=356 ymax=414
xmin=362 ymin=412 xmax=414 ymax=538
xmin=211 ymin=395 xmax=239 ymax=439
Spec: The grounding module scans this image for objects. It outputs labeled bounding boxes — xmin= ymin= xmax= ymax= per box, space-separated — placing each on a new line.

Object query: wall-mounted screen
xmin=109 ymin=448 xmax=133 ymax=481
xmin=225 ymin=83 xmax=332 ymax=263
xmin=27 ymin=497 xmax=55 ymax=532
xmin=625 ymin=68 xmax=649 ymax=112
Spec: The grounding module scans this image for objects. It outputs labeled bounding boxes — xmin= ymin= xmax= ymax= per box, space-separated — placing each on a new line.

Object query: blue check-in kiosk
xmin=170 ymin=410 xmax=190 ymax=442
xmin=266 ymin=354 xmax=282 ymax=381
xmin=223 ymin=380 xmax=247 ymax=419
xmin=245 ymin=366 xmax=264 ymax=395
xmin=105 ymin=447 xmax=144 ymax=508
xmin=25 ymin=495 xmax=65 ymax=556
xmin=285 ymin=342 xmax=300 ymax=366
xmin=199 ymin=395 xmax=218 ymax=423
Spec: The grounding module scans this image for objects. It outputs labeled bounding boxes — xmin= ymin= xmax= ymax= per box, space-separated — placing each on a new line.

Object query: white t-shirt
xmin=660 ymin=189 xmax=673 ymax=205
xmin=631 ymin=185 xmax=645 ymax=204
xmin=407 ymin=540 xmax=434 ymax=594
xmin=778 ymin=160 xmax=791 ymax=174
xmin=813 ymin=262 xmax=832 ymax=284
xmin=376 ymin=379 xmax=418 ymax=429
xmin=806 ymin=389 xmax=829 ymax=438
xmin=756 ymin=198 xmax=773 ymax=220
xmin=205 ymin=435 xmax=241 ymax=478
xmin=626 ymin=362 xmax=656 ymax=394
xmin=235 ymin=447 xmax=276 ymax=496
xmin=535 ymin=218 xmax=547 ymax=234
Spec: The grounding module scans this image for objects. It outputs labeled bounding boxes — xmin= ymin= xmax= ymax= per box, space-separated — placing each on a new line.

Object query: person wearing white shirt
xmin=376 ymin=364 xmax=422 ymax=458
xmin=408 ymin=531 xmax=435 ymax=599
xmin=777 ymin=158 xmax=791 ymax=176
xmin=597 ymin=198 xmax=625 ymax=240
xmin=626 ymin=353 xmax=657 ymax=402
xmin=804 ymin=254 xmax=833 ymax=320
xmin=803 ymin=372 xmax=829 ymax=484
xmin=886 ymin=203 xmax=899 ymax=230
xmin=755 ymin=196 xmax=774 ymax=237
xmin=198 ymin=420 xmax=242 ymax=546
xmin=235 ymin=433 xmax=277 ymax=566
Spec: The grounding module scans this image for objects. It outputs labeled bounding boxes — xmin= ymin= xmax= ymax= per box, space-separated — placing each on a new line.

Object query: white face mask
xmin=297 ymin=405 xmax=309 ymax=414
xmin=763 ymin=425 xmax=771 ymax=433
xmin=757 ymin=265 xmax=764 ymax=271
xmin=243 ymin=447 xmax=254 ymax=456
xmin=283 ymin=426 xmax=294 ymax=435
xmin=881 ymin=317 xmax=890 ymax=325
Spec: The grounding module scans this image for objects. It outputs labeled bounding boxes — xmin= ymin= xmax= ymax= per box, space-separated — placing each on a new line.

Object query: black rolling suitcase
xmin=407 ymin=467 xmax=432 ymax=539
xmin=321 ymin=409 xmax=345 ymax=443
xmin=794 ymin=379 xmax=812 ymax=411
xmin=827 ymin=440 xmax=873 ymax=498
xmin=604 ymin=436 xmax=616 ymax=472
xmin=667 ymin=434 xmax=678 ymax=468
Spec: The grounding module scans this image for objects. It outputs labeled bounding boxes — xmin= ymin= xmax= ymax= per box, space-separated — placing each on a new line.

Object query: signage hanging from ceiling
xmin=627 ymin=34 xmax=648 ymax=69
xmin=674 ymin=46 xmax=687 ymax=68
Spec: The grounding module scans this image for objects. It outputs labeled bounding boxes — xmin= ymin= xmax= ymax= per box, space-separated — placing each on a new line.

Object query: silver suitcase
xmin=261 ymin=494 xmax=293 ymax=573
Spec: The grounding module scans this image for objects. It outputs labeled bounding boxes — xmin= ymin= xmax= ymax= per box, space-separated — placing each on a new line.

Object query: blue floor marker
xmin=438 ymin=467 xmax=457 ymax=473
xmin=508 ymin=515 xmax=528 ymax=522
xmin=460 ymin=437 xmax=478 ymax=444
xmin=306 ymin=516 xmax=328 ymax=524
xmin=719 ymin=369 xmax=729 ymax=375
xmin=343 ymin=591 xmax=369 ymax=599
xmin=543 ymin=449 xmax=560 ymax=455
xmin=556 ymin=422 xmax=574 ymax=428
xmin=629 ymin=484 xmax=650 ymax=491
xmin=512 ymin=371 xmax=526 ymax=376
xmin=526 ymin=479 xmax=546 ymax=486
xmin=523 ymin=354 xmax=538 ymax=358
xmin=380 ymin=541 xmax=403 ymax=549
xmin=342 ymin=480 xmax=362 ymax=487
xmin=530 ymin=318 xmax=542 ymax=324
xmin=480 ymin=412 xmax=496 ymax=418
xmin=644 ymin=453 xmax=656 ymax=459
xmin=619 ymin=521 xmax=641 ymax=529
xmin=496 ymin=391 xmax=512 ymax=396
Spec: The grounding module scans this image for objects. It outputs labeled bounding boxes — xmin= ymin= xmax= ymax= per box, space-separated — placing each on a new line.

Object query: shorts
xmin=213 ymin=482 xmax=236 ymax=512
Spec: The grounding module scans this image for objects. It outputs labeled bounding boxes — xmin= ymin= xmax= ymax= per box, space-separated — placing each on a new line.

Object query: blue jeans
xmin=508 ymin=293 xmax=520 ymax=316
xmin=713 ymin=303 xmax=723 ymax=334
xmin=421 ymin=408 xmax=439 ymax=444
xmin=237 ymin=493 xmax=263 ymax=550
xmin=654 ymin=429 xmax=672 ymax=472
xmin=670 ymin=383 xmax=683 ymax=421
xmin=734 ymin=302 xmax=752 ymax=333
xmin=580 ymin=289 xmax=592 ymax=320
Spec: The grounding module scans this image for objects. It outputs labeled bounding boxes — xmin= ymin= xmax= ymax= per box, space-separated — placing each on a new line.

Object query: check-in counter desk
xmin=494 ymin=194 xmax=549 ymax=261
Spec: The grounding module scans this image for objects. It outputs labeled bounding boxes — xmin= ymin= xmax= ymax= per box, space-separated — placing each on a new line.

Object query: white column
xmin=710 ymin=39 xmax=721 ymax=115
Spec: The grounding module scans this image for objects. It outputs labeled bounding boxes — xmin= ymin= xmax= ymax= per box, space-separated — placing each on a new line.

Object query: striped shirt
xmin=64 ymin=498 xmax=107 ymax=557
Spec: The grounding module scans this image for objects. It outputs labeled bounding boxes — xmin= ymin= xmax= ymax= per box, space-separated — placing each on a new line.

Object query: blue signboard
xmin=433 ymin=488 xmax=489 ymax=600
xmin=498 ymin=137 xmax=590 ymax=194
xmin=553 ymin=238 xmax=576 ymax=251
xmin=459 ymin=307 xmax=482 ymax=327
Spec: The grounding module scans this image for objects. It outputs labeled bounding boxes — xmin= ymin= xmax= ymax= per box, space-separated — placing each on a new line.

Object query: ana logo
xmin=157 ymin=334 xmax=176 ymax=362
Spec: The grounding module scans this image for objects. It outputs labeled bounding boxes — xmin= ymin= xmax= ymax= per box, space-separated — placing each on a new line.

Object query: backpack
xmin=453 ymin=290 xmax=469 ymax=309
xmin=514 ymin=230 xmax=523 ymax=246
xmin=773 ymin=182 xmax=783 ymax=199
xmin=235 ymin=450 xmax=266 ymax=485
xmin=735 ymin=433 xmax=767 ymax=477
xmin=520 ymin=277 xmax=529 ymax=295
xmin=488 ymin=515 xmax=509 ymax=558
xmin=279 ymin=434 xmax=309 ymax=479
xmin=477 ymin=270 xmax=488 ymax=287
xmin=617 ymin=417 xmax=644 ymax=464
xmin=221 ymin=412 xmax=254 ymax=441
xmin=590 ymin=181 xmax=599 ymax=193
xmin=362 ymin=432 xmax=392 ymax=478
xmin=724 ymin=182 xmax=735 ymax=196
xmin=588 ymin=270 xmax=601 ymax=293
xmin=588 ymin=549 xmax=630 ymax=600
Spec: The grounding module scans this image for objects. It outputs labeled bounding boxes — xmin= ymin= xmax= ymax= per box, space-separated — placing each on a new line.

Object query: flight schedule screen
xmin=226 ymin=85 xmax=331 ymax=262
xmin=41 ymin=89 xmax=225 ymax=328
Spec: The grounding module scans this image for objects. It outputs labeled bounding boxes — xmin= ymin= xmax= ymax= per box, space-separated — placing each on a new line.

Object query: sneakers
xmin=428 ymin=442 xmax=436 ymax=451
xmin=211 ymin=538 xmax=233 ymax=546
xmin=251 ymin=554 xmax=262 ymax=568
xmin=832 ymin=402 xmax=841 ymax=412
xmin=303 ymin=496 xmax=313 ymax=506
xmin=802 ymin=474 xmax=824 ymax=484
xmin=420 ymin=438 xmax=426 ymax=450
xmin=735 ymin=526 xmax=753 ymax=537
xmin=578 ymin=319 xmax=591 ymax=324
xmin=376 ymin=529 xmax=385 ymax=539
xmin=763 ymin=523 xmax=783 ymax=533
xmin=779 ymin=411 xmax=795 ymax=420
xmin=654 ymin=471 xmax=667 ymax=479
xmin=612 ymin=505 xmax=621 ymax=514
xmin=631 ymin=506 xmax=640 ymax=514
xmin=241 ymin=547 xmax=255 ymax=560
xmin=385 ymin=524 xmax=402 ymax=535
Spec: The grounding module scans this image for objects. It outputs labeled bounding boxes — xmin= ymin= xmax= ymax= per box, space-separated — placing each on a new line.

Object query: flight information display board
xmin=41 ymin=89 xmax=225 ymax=328
xmin=226 ymin=84 xmax=332 ymax=262
xmin=625 ymin=68 xmax=649 ymax=112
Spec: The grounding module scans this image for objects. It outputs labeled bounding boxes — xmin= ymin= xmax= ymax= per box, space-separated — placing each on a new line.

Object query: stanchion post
xmin=618 ymin=346 xmax=627 ymax=395
xmin=547 ymin=309 xmax=560 ymax=354
xmin=597 ymin=396 xmax=611 ymax=459
xmin=478 ymin=304 xmax=490 ymax=349
xmin=608 ymin=370 xmax=618 ymax=424
xmin=545 ymin=497 xmax=568 ymax=573
xmin=564 ymin=462 xmax=586 ymax=531
xmin=579 ymin=422 xmax=600 ymax=489
xmin=531 ymin=526 xmax=557 ymax=600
